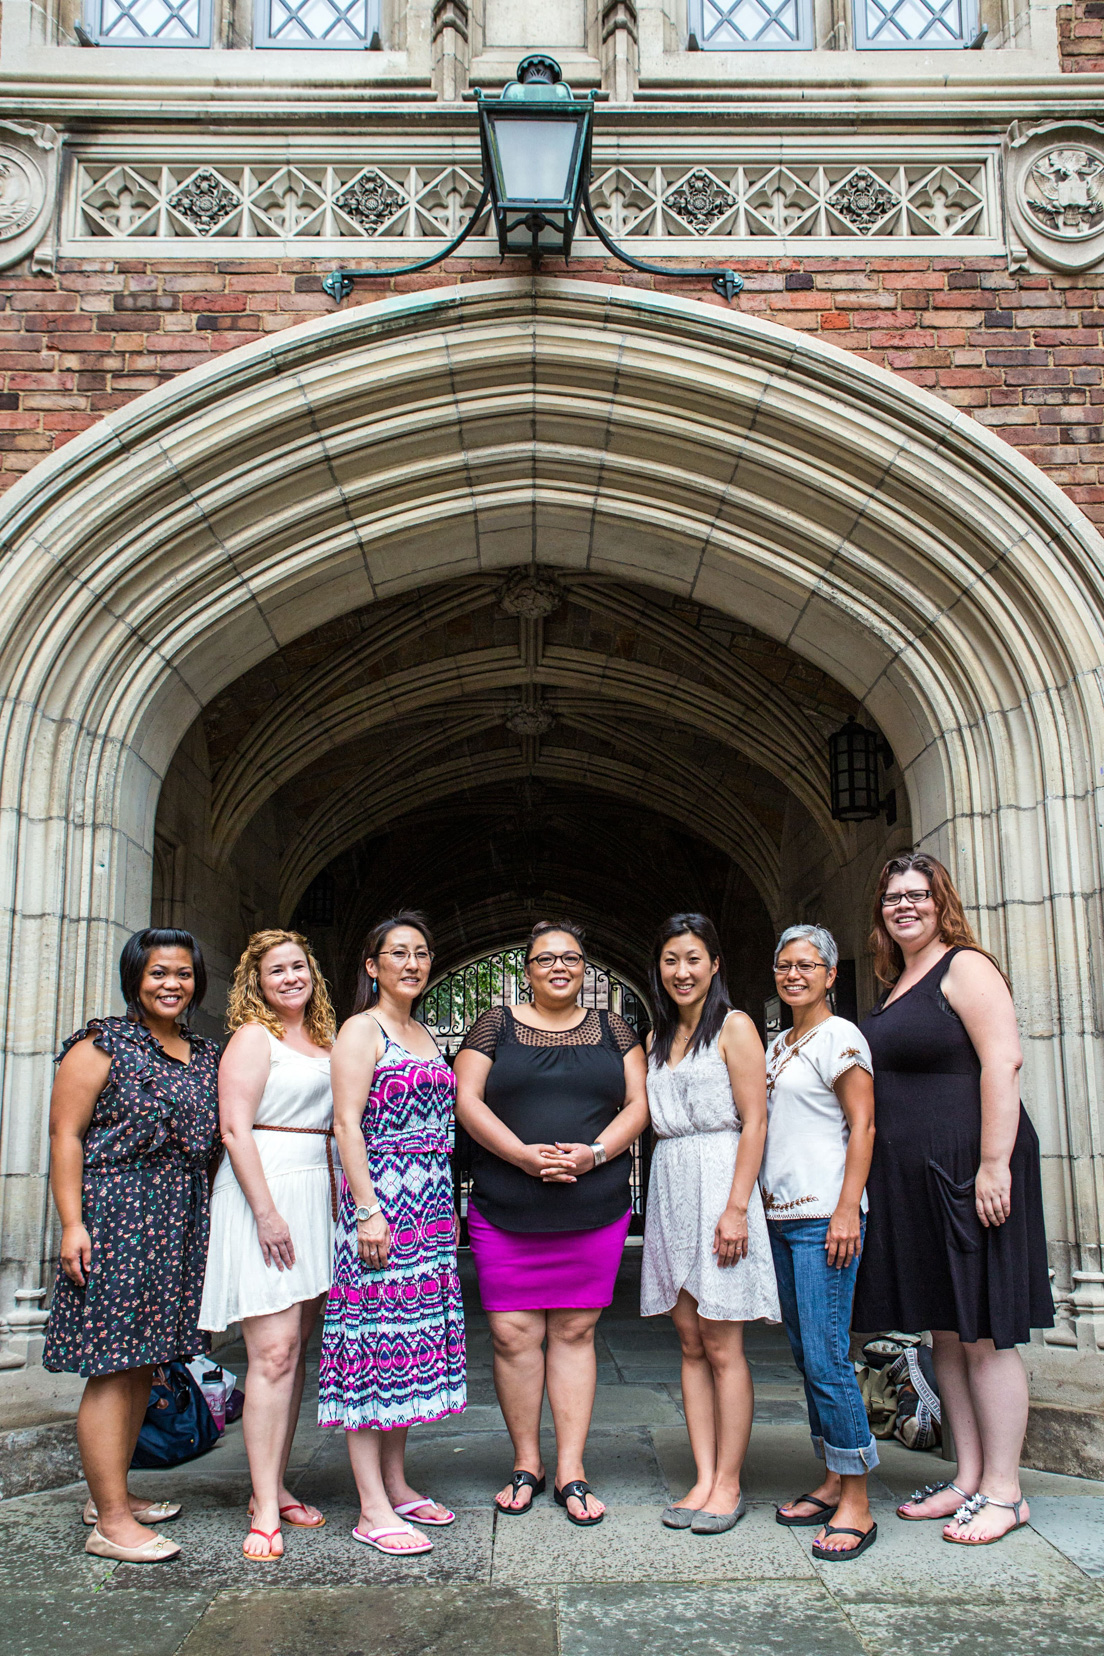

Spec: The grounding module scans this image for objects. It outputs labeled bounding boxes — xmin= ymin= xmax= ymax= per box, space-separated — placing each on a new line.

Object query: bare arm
xmin=454 ymin=1048 xmax=576 ymax=1181
xmin=942 ymin=949 xmax=1023 ymax=1228
xmin=218 ymin=1024 xmax=294 ymax=1271
xmin=48 ymin=1037 xmax=112 ymax=1287
xmin=714 ymin=1012 xmax=768 ymax=1266
xmin=330 ymin=1014 xmax=392 ymax=1266
xmin=825 ymin=1064 xmax=875 ymax=1268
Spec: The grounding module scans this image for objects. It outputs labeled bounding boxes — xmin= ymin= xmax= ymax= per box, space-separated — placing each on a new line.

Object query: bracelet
xmin=355 ymin=1203 xmax=382 ymax=1223
xmin=590 ymin=1141 xmax=608 ymax=1167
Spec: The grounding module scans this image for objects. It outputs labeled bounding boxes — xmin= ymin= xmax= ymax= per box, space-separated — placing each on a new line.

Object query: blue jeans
xmin=768 ymin=1215 xmax=878 ymax=1476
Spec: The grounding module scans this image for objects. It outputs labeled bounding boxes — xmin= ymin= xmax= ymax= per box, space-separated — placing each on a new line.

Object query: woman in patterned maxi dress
xmin=319 ymin=911 xmax=466 ymax=1556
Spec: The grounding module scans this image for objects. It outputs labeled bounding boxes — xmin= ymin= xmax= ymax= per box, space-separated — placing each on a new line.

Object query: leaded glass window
xmin=690 ymin=0 xmax=814 ymax=50
xmin=255 ymin=0 xmax=380 ymax=48
xmin=82 ymin=0 xmax=211 ymax=46
xmin=853 ymin=0 xmax=978 ymax=47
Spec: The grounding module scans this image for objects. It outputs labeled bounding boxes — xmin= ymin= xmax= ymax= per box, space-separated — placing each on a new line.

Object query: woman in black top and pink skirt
xmin=853 ymin=853 xmax=1052 ymax=1546
xmin=454 ymin=920 xmax=649 ymax=1527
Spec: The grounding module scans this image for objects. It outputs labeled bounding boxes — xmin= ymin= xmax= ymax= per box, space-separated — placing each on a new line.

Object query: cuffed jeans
xmin=767 ymin=1215 xmax=879 ymax=1476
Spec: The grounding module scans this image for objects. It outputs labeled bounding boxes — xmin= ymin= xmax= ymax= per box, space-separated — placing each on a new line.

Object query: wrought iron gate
xmin=423 ymin=948 xmax=652 ymax=1235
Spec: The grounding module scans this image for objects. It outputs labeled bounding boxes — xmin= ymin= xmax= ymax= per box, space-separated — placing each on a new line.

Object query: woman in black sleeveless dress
xmin=454 ymin=920 xmax=648 ymax=1527
xmin=854 ymin=853 xmax=1052 ymax=1546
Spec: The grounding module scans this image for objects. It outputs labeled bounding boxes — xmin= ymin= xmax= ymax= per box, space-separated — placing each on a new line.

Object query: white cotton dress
xmin=641 ymin=1018 xmax=780 ymax=1324
xmin=199 ymin=1030 xmax=336 ymax=1330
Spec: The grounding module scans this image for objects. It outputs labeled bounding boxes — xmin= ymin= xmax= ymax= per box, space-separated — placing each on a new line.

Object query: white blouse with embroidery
xmin=760 ymin=1015 xmax=873 ymax=1222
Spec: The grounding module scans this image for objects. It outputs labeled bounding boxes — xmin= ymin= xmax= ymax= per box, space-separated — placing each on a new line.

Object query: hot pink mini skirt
xmin=468 ymin=1204 xmax=632 ymax=1312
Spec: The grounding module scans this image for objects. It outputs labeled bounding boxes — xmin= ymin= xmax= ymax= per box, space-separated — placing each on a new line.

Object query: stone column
xmin=601 ymin=0 xmax=638 ymax=100
xmin=433 ymin=0 xmax=470 ymax=101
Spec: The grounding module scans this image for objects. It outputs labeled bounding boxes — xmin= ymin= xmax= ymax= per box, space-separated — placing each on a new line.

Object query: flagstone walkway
xmin=3 ymin=1251 xmax=1103 ymax=1656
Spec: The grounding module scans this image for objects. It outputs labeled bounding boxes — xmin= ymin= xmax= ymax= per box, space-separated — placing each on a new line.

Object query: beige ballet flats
xmin=84 ymin=1527 xmax=181 ymax=1563
xmin=83 ymin=1498 xmax=182 ymax=1527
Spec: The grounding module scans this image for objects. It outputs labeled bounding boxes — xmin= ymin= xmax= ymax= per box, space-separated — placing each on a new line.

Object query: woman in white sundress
xmin=200 ymin=929 xmax=337 ymax=1564
xmin=641 ymin=912 xmax=779 ymax=1536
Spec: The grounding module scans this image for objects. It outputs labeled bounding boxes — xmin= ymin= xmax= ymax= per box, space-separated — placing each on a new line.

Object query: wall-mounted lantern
xmin=828 ymin=715 xmax=884 ymax=822
xmin=322 ymin=55 xmax=742 ymax=304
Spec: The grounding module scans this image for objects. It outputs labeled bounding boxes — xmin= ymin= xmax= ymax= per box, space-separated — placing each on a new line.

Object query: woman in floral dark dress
xmin=44 ymin=928 xmax=220 ymax=1564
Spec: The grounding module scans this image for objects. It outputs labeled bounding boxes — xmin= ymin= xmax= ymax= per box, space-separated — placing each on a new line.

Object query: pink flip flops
xmin=351 ymin=1522 xmax=433 ymax=1555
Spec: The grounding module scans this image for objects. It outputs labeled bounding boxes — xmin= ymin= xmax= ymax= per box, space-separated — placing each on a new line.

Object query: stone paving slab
xmin=1026 ymin=1496 xmax=1104 ymax=1577
xmin=490 ymin=1502 xmax=817 ymax=1583
xmin=399 ymin=1424 xmax=668 ymax=1508
xmin=174 ymin=1585 xmax=559 ymax=1656
xmin=0 ymin=1487 xmax=117 ymax=1590
xmin=556 ymin=1582 xmax=865 ymax=1656
xmin=100 ymin=1505 xmax=494 ymax=1591
xmin=846 ymin=1596 xmax=1104 ymax=1655
xmin=2 ymin=1587 xmax=212 ymax=1656
xmin=797 ymin=1501 xmax=1097 ymax=1602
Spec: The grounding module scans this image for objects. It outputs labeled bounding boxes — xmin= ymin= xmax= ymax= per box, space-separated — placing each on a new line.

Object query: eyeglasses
xmin=773 ymin=962 xmax=827 ymax=977
xmin=378 ymin=948 xmax=434 ymax=965
xmin=881 ymin=890 xmax=932 ymax=908
xmin=529 ymin=951 xmax=585 ymax=969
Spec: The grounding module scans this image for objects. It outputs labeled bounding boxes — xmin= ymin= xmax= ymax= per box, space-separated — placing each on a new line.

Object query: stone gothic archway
xmin=0 ymin=279 xmax=1102 ymax=1417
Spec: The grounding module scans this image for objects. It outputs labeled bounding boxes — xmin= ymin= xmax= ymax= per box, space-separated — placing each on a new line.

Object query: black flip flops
xmin=811 ymin=1521 xmax=878 ymax=1561
xmin=495 ymin=1470 xmax=545 ymax=1516
xmin=554 ymin=1479 xmax=604 ymax=1527
xmin=775 ymin=1493 xmax=838 ymax=1527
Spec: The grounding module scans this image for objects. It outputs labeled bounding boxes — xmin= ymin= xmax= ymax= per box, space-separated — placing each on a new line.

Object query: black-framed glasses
xmin=528 ymin=951 xmax=586 ymax=969
xmin=881 ymin=890 xmax=932 ymax=908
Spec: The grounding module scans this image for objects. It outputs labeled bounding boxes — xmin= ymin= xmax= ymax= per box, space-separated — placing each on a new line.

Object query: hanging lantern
xmin=829 ymin=716 xmax=882 ymax=821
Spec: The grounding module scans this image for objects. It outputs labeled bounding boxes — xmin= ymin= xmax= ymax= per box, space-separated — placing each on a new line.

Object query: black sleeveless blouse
xmin=459 ymin=1006 xmax=639 ymax=1233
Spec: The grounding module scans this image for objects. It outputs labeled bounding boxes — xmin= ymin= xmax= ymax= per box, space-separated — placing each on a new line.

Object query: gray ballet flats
xmin=690 ymin=1495 xmax=747 ymax=1535
xmin=661 ymin=1505 xmax=699 ymax=1529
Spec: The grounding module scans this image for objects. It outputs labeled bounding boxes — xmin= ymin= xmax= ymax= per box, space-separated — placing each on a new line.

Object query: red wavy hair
xmin=869 ymin=852 xmax=1008 ymax=989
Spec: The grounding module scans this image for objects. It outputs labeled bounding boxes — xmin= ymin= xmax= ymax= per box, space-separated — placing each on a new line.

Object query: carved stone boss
xmin=0 ymin=122 xmax=62 ymax=273
xmin=1004 ymin=120 xmax=1104 ymax=274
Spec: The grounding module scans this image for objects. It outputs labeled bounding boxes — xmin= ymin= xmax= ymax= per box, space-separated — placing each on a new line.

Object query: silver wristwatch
xmin=355 ymin=1203 xmax=382 ymax=1223
xmin=590 ymin=1141 xmax=608 ymax=1167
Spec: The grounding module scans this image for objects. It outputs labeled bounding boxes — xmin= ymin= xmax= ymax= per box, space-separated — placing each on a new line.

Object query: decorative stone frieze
xmin=65 ymin=146 xmax=998 ymax=254
xmin=0 ymin=122 xmax=62 ymax=274
xmin=1005 ymin=120 xmax=1104 ymax=274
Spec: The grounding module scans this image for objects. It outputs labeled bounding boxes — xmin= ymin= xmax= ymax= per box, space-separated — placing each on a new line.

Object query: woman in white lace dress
xmin=200 ymin=930 xmax=337 ymax=1563
xmin=641 ymin=913 xmax=779 ymax=1535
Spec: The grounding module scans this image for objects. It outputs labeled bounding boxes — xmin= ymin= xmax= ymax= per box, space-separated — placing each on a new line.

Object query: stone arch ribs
xmin=1 ymin=278 xmax=1104 ymax=1323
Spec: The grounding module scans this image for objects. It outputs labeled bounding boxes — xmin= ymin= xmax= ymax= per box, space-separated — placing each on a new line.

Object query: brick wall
xmin=4 ymin=253 xmax=1103 ymax=524
xmin=1057 ymin=0 xmax=1104 ymax=69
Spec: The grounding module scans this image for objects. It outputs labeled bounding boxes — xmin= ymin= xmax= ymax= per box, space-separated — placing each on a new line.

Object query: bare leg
xmin=380 ymin=1425 xmax=451 ymax=1523
xmin=897 ymin=1332 xmax=981 ymax=1519
xmin=487 ymin=1308 xmax=547 ymax=1511
xmin=345 ymin=1428 xmax=428 ymax=1551
xmin=545 ymin=1306 xmax=604 ymax=1521
xmin=669 ymin=1291 xmax=718 ymax=1510
xmin=943 ymin=1341 xmax=1030 ymax=1542
xmin=698 ymin=1317 xmax=753 ymax=1514
xmin=78 ymin=1367 xmax=156 ymax=1548
xmin=268 ymin=1297 xmax=324 ymax=1523
xmin=812 ymin=1472 xmax=874 ymax=1552
xmin=241 ymin=1303 xmax=310 ymax=1557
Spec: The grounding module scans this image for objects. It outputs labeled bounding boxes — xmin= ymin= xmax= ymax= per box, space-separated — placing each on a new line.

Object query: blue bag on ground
xmin=131 ymin=1361 xmax=221 ymax=1469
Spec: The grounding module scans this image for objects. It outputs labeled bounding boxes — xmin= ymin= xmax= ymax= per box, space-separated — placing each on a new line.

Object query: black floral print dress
xmin=43 ymin=1016 xmax=221 ymax=1378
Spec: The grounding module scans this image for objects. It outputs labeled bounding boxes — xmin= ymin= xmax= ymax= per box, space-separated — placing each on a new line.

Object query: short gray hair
xmin=774 ymin=924 xmax=839 ymax=972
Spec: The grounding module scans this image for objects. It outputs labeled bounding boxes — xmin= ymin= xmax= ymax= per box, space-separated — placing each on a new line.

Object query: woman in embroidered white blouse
xmin=762 ymin=924 xmax=878 ymax=1562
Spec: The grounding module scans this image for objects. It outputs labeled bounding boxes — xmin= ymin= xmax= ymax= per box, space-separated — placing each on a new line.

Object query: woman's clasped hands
xmin=517 ymin=1141 xmax=598 ymax=1182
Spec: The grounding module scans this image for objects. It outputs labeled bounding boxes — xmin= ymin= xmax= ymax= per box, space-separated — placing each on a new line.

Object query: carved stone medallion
xmin=1005 ymin=121 xmax=1104 ymax=274
xmin=499 ymin=571 xmax=563 ymax=620
xmin=827 ymin=169 xmax=899 ymax=234
xmin=505 ymin=703 xmax=555 ymax=737
xmin=664 ymin=170 xmax=736 ymax=234
xmin=169 ymin=170 xmax=242 ymax=234
xmin=336 ymin=170 xmax=405 ymax=233
xmin=0 ymin=123 xmax=62 ymax=273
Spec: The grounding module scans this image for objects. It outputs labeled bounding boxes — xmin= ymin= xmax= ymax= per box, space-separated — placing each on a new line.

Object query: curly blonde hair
xmin=227 ymin=929 xmax=337 ymax=1047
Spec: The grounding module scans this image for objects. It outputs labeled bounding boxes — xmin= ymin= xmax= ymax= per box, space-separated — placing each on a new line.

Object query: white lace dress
xmin=200 ymin=1030 xmax=335 ymax=1330
xmin=641 ymin=1021 xmax=780 ymax=1324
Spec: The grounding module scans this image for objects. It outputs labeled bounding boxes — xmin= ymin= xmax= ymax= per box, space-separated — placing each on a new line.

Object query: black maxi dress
xmin=853 ymin=948 xmax=1052 ymax=1350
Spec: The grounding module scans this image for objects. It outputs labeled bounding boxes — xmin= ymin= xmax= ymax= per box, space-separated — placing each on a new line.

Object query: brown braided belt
xmin=253 ymin=1124 xmax=339 ymax=1221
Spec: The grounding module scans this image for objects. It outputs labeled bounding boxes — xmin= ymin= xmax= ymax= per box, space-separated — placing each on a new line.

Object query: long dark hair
xmin=119 ymin=928 xmax=207 ymax=1028
xmin=869 ymin=852 xmax=1008 ymax=989
xmin=648 ymin=913 xmax=732 ymax=1068
xmin=352 ymin=910 xmax=435 ymax=1014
